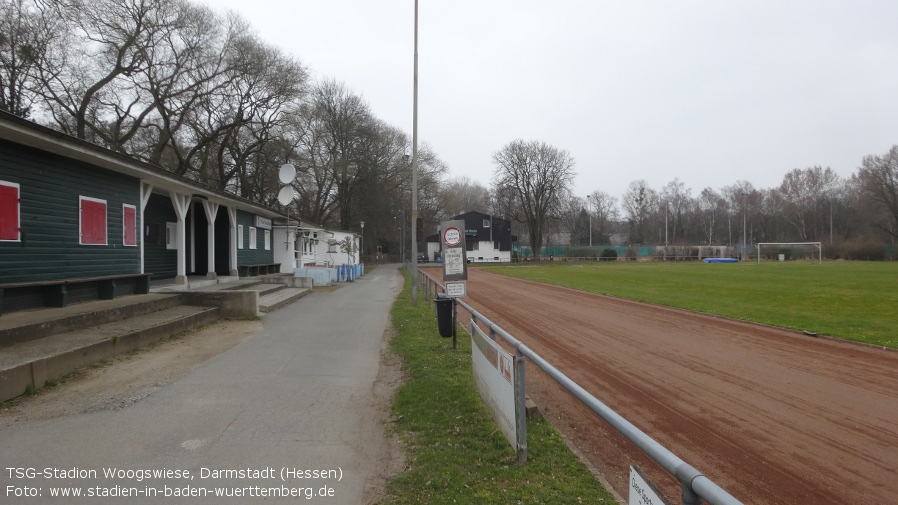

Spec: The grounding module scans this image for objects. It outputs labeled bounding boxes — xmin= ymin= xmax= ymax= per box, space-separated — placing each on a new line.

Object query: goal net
xmin=755 ymin=242 xmax=822 ymax=264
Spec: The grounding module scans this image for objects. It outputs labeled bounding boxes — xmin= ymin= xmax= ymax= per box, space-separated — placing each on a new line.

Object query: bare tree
xmin=660 ymin=178 xmax=691 ymax=244
xmin=587 ymin=190 xmax=619 ymax=244
xmin=492 ymin=139 xmax=575 ymax=260
xmin=439 ymin=176 xmax=490 ymax=217
xmin=721 ymin=181 xmax=758 ymax=246
xmin=35 ymin=0 xmax=186 ymax=146
xmin=696 ymin=187 xmax=726 ymax=245
xmin=0 ymin=0 xmax=61 ymax=117
xmin=211 ymin=33 xmax=307 ymax=198
xmin=622 ymin=180 xmax=656 ymax=245
xmin=140 ymin=6 xmax=241 ymax=169
xmin=855 ymin=145 xmax=898 ymax=239
xmin=557 ymin=195 xmax=586 ymax=246
xmin=776 ymin=166 xmax=840 ymax=241
xmin=310 ymin=79 xmax=373 ymax=230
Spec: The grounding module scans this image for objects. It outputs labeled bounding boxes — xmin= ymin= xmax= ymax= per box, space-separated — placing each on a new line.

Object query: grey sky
xmin=202 ymin=0 xmax=898 ymax=201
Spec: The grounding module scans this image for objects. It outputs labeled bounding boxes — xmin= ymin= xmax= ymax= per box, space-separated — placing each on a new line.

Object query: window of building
xmin=483 ymin=218 xmax=490 ymax=228
xmin=80 ymin=196 xmax=107 ymax=245
xmin=166 ymin=222 xmax=177 ymax=249
xmin=237 ymin=224 xmax=244 ymax=249
xmin=249 ymin=226 xmax=257 ymax=249
xmin=0 ymin=181 xmax=20 ymax=241
xmin=264 ymin=229 xmax=271 ymax=250
xmin=122 ymin=204 xmax=137 ymax=246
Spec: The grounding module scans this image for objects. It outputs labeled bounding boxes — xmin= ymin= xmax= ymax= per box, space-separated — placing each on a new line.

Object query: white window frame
xmin=264 ymin=229 xmax=271 ymax=250
xmin=0 ymin=180 xmax=20 ymax=242
xmin=166 ymin=222 xmax=178 ymax=250
xmin=249 ymin=226 xmax=257 ymax=249
xmin=122 ymin=203 xmax=137 ymax=247
xmin=237 ymin=224 xmax=244 ymax=249
xmin=483 ymin=218 xmax=490 ymax=228
xmin=79 ymin=196 xmax=108 ymax=246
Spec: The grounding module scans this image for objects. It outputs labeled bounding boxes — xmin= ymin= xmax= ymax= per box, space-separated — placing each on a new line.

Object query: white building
xmin=426 ymin=211 xmax=516 ymax=263
xmin=273 ymin=222 xmax=360 ymax=273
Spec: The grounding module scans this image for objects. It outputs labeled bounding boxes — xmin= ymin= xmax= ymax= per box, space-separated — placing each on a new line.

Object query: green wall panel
xmin=142 ymin=193 xmax=179 ymax=280
xmin=236 ymin=210 xmax=274 ymax=266
xmin=0 ymin=140 xmax=140 ymax=283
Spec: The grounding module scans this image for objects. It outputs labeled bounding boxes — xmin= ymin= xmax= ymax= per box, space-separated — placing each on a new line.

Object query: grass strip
xmin=381 ymin=270 xmax=616 ymax=504
xmin=485 ymin=261 xmax=898 ymax=348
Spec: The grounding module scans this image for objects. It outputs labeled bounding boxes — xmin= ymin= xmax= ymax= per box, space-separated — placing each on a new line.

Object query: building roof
xmin=0 ymin=110 xmax=284 ymax=219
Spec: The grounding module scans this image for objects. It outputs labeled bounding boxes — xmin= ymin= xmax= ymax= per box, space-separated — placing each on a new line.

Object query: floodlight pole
xmin=587 ymin=195 xmax=592 ymax=248
xmin=742 ymin=192 xmax=748 ymax=260
xmin=410 ymin=0 xmax=419 ymax=306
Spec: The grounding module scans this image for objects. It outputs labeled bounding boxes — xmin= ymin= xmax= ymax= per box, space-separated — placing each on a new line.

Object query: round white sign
xmin=443 ymin=227 xmax=462 ymax=246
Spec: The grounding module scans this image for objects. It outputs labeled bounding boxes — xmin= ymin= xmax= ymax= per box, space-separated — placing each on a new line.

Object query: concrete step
xmin=259 ymin=287 xmax=311 ymax=313
xmin=0 ymin=305 xmax=220 ymax=402
xmin=252 ymin=283 xmax=287 ymax=297
xmin=0 ymin=293 xmax=183 ymax=347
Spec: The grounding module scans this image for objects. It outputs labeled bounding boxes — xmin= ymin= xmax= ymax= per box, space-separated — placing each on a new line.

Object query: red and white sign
xmin=443 ymin=226 xmax=462 ymax=246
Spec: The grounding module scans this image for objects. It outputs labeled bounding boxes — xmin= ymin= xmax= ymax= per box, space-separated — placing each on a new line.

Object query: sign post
xmin=439 ymin=220 xmax=468 ymax=349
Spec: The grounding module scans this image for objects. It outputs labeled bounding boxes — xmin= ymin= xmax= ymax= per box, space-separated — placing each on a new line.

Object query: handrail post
xmin=515 ymin=347 xmax=527 ymax=465
xmin=676 ymin=464 xmax=703 ymax=505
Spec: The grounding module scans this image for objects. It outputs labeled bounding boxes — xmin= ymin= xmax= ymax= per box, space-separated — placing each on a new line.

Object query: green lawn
xmin=483 ymin=261 xmax=898 ymax=348
xmin=382 ymin=270 xmax=616 ymax=504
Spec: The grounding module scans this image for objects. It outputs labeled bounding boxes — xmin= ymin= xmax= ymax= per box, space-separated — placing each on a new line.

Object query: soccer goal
xmin=756 ymin=242 xmax=822 ymax=264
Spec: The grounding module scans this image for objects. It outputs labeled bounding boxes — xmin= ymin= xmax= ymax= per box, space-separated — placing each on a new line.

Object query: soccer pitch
xmin=484 ymin=261 xmax=898 ymax=349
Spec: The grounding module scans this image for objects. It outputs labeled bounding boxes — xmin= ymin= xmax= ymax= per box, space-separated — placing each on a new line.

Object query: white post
xmin=170 ymin=192 xmax=191 ymax=285
xmin=227 ymin=206 xmax=238 ymax=276
xmin=202 ymin=201 xmax=219 ymax=279
xmin=139 ymin=182 xmax=153 ymax=274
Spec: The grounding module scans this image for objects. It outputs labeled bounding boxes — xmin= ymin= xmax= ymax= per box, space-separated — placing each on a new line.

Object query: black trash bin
xmin=434 ymin=294 xmax=454 ymax=338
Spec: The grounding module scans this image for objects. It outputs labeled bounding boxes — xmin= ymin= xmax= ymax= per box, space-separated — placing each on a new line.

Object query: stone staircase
xmin=0 ymin=294 xmax=219 ymax=402
xmin=222 ymin=275 xmax=312 ymax=313
xmin=0 ymin=275 xmax=314 ymax=402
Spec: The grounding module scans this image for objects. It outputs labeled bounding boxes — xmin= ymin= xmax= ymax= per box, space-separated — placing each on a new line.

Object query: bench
xmin=237 ymin=263 xmax=281 ymax=277
xmin=0 ymin=273 xmax=152 ymax=316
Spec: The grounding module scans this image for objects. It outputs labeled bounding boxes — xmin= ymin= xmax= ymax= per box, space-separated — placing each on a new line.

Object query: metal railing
xmin=419 ymin=270 xmax=742 ymax=505
xmin=298 ymin=252 xmax=336 ymax=268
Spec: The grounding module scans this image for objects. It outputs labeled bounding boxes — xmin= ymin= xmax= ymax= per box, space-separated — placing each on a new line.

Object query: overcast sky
xmin=201 ymin=0 xmax=898 ymax=202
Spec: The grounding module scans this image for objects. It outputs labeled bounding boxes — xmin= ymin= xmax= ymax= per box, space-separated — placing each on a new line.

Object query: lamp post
xmin=586 ymin=194 xmax=592 ymax=248
xmin=360 ymin=221 xmax=364 ymax=264
xmin=410 ymin=0 xmax=420 ymax=305
xmin=394 ymin=213 xmax=405 ymax=263
xmin=742 ymin=192 xmax=748 ymax=260
xmin=664 ymin=200 xmax=670 ymax=248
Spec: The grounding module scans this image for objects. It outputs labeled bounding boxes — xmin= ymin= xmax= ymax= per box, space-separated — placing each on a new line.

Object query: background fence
xmin=515 ymin=243 xmax=898 ymax=261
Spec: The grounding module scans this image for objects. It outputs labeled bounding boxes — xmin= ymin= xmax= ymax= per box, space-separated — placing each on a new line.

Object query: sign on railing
xmin=471 ymin=320 xmax=518 ymax=450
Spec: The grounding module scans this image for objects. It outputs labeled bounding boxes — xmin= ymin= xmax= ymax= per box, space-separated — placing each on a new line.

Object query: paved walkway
xmin=0 ymin=264 xmax=402 ymax=504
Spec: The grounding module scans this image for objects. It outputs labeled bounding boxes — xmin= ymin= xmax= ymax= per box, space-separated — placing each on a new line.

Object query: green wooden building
xmin=0 ymin=110 xmax=284 ymax=314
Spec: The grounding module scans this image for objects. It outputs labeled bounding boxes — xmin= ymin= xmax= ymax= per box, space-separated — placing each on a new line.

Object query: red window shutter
xmin=123 ymin=205 xmax=136 ymax=246
xmin=0 ymin=184 xmax=20 ymax=240
xmin=81 ymin=198 xmax=107 ymax=245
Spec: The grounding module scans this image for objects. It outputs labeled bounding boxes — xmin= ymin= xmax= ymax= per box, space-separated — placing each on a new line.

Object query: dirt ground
xmin=458 ymin=268 xmax=898 ymax=505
